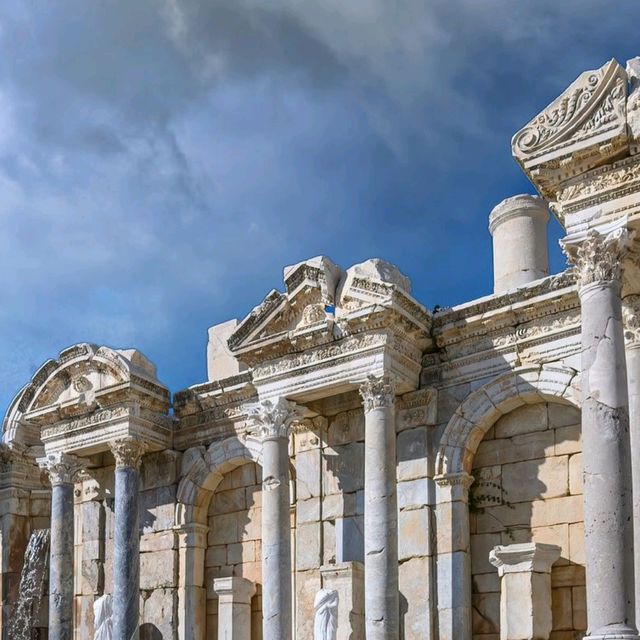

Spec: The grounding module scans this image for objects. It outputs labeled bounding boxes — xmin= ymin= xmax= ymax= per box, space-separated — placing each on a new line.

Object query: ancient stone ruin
xmin=3 ymin=55 xmax=640 ymax=639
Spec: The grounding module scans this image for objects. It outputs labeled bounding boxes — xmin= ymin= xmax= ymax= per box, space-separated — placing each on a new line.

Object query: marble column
xmin=37 ymin=452 xmax=83 ymax=640
xmin=489 ymin=542 xmax=561 ymax=640
xmin=624 ymin=294 xmax=640 ymax=626
xmin=249 ymin=398 xmax=299 ymax=640
xmin=359 ymin=374 xmax=398 ymax=640
xmin=109 ymin=437 xmax=147 ymax=640
xmin=213 ymin=576 xmax=256 ymax=640
xmin=563 ymin=224 xmax=639 ymax=639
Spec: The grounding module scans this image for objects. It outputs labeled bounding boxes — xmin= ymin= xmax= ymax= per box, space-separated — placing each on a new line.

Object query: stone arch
xmin=176 ymin=435 xmax=264 ymax=527
xmin=436 ymin=363 xmax=580 ymax=477
xmin=433 ymin=363 xmax=581 ymax=640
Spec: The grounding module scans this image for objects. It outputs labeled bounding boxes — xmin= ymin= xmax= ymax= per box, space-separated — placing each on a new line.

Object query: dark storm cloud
xmin=1 ymin=0 xmax=639 ymax=414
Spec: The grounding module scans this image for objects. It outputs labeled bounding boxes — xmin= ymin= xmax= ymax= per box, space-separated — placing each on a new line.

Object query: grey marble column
xmin=37 ymin=452 xmax=83 ymax=640
xmin=249 ymin=398 xmax=299 ymax=640
xmin=563 ymin=225 xmax=639 ymax=639
xmin=624 ymin=294 xmax=640 ymax=626
xmin=109 ymin=438 xmax=147 ymax=640
xmin=359 ymin=374 xmax=399 ymax=640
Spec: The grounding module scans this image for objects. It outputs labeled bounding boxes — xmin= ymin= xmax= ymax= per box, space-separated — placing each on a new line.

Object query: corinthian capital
xmin=560 ymin=222 xmax=635 ymax=289
xmin=109 ymin=437 xmax=147 ymax=469
xmin=359 ymin=374 xmax=396 ymax=412
xmin=247 ymin=397 xmax=300 ymax=441
xmin=623 ymin=295 xmax=640 ymax=346
xmin=37 ymin=452 xmax=84 ymax=486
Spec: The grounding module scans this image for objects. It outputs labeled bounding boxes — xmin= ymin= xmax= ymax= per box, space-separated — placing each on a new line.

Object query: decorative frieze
xmin=359 ymin=374 xmax=396 ymax=413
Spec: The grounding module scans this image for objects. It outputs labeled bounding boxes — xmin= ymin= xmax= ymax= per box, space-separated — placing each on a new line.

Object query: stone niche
xmin=470 ymin=402 xmax=585 ymax=640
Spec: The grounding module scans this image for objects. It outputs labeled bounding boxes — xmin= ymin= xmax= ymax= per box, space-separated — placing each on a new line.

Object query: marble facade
xmin=3 ymin=55 xmax=640 ymax=639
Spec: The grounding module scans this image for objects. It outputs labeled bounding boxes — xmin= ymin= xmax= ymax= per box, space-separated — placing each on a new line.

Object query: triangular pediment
xmin=228 ymin=257 xmax=431 ymax=366
xmin=512 ymin=58 xmax=628 ymax=198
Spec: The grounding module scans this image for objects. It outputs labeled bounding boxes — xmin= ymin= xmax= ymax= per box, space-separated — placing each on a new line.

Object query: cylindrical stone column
xmin=109 ymin=438 xmax=147 ymax=640
xmin=37 ymin=452 xmax=83 ymax=640
xmin=563 ymin=225 xmax=639 ymax=639
xmin=624 ymin=294 xmax=640 ymax=626
xmin=359 ymin=374 xmax=399 ymax=640
xmin=489 ymin=194 xmax=550 ymax=294
xmin=249 ymin=398 xmax=299 ymax=640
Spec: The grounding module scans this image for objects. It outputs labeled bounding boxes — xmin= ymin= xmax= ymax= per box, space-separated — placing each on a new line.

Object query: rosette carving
xmin=359 ymin=374 xmax=396 ymax=412
xmin=623 ymin=295 xmax=640 ymax=346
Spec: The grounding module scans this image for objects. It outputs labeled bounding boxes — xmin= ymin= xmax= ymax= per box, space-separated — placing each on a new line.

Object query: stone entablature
xmin=226 ymin=257 xmax=431 ymax=401
xmin=3 ymin=343 xmax=172 ymax=457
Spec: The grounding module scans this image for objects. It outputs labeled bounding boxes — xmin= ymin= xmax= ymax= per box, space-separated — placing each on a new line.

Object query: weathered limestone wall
xmin=290 ymin=406 xmax=433 ymax=640
xmin=205 ymin=462 xmax=263 ymax=639
xmin=73 ymin=450 xmax=181 ymax=640
xmin=469 ymin=402 xmax=585 ymax=640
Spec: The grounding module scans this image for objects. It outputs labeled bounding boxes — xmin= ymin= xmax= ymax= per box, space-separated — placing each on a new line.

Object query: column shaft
xmin=249 ymin=398 xmax=298 ymax=640
xmin=563 ymin=225 xmax=639 ymax=639
xmin=581 ymin=281 xmax=637 ymax=636
xmin=37 ymin=452 xmax=82 ymax=640
xmin=110 ymin=438 xmax=146 ymax=640
xmin=49 ymin=481 xmax=75 ymax=640
xmin=360 ymin=374 xmax=398 ymax=640
xmin=261 ymin=435 xmax=292 ymax=640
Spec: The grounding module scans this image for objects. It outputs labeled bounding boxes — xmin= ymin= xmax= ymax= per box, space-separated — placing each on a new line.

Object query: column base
xmin=588 ymin=625 xmax=640 ymax=640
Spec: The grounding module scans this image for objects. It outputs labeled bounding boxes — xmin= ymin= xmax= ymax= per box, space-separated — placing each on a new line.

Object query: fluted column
xmin=563 ymin=224 xmax=639 ymax=639
xmin=109 ymin=437 xmax=147 ymax=640
xmin=249 ymin=398 xmax=299 ymax=640
xmin=359 ymin=374 xmax=398 ymax=640
xmin=37 ymin=452 xmax=83 ymax=640
xmin=624 ymin=294 xmax=640 ymax=626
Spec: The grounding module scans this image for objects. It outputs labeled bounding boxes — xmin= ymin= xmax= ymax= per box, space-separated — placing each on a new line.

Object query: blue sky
xmin=1 ymin=1 xmax=639 ymax=415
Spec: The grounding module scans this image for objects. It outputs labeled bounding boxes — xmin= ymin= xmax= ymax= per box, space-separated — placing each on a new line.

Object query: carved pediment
xmin=512 ymin=58 xmax=628 ymax=199
xmin=3 ymin=343 xmax=170 ymax=448
xmin=228 ymin=256 xmax=432 ymax=367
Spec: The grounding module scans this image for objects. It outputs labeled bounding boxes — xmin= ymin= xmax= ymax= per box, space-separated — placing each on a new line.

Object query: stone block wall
xmin=73 ymin=450 xmax=181 ymax=640
xmin=205 ymin=461 xmax=263 ymax=639
xmin=469 ymin=402 xmax=584 ymax=640
xmin=290 ymin=407 xmax=434 ymax=640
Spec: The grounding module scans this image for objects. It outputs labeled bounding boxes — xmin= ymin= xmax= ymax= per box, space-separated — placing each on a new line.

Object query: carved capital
xmin=624 ymin=295 xmax=640 ymax=346
xmin=434 ymin=472 xmax=475 ymax=490
xmin=359 ymin=374 xmax=396 ymax=412
xmin=37 ymin=452 xmax=84 ymax=486
xmin=247 ymin=397 xmax=300 ymax=441
xmin=109 ymin=437 xmax=147 ymax=469
xmin=561 ymin=223 xmax=635 ymax=289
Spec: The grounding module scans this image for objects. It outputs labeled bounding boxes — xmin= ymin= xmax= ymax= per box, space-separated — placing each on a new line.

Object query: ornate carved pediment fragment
xmin=512 ymin=58 xmax=628 ymax=199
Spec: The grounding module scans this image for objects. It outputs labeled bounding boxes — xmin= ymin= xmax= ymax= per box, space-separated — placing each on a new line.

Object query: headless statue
xmin=314 ymin=588 xmax=339 ymax=640
xmin=93 ymin=593 xmax=113 ymax=640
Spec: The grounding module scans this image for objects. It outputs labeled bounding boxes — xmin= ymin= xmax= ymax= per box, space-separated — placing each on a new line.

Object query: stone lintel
xmin=489 ymin=542 xmax=561 ymax=576
xmin=40 ymin=404 xmax=174 ymax=457
xmin=253 ymin=336 xmax=421 ymax=404
xmin=213 ymin=576 xmax=256 ymax=603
